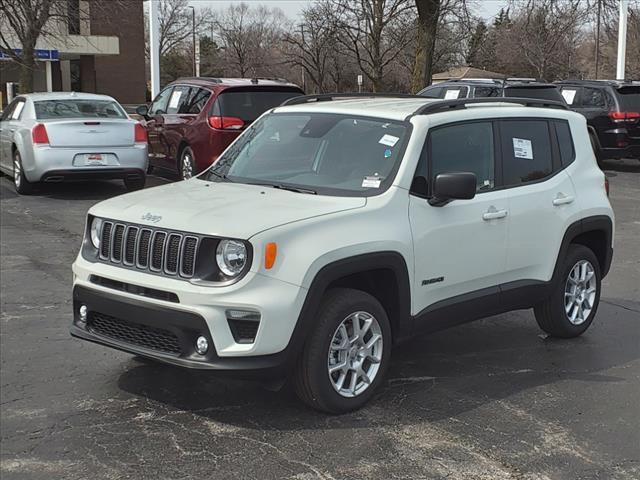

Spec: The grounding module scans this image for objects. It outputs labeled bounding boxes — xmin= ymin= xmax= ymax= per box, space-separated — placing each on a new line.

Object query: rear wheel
xmin=534 ymin=244 xmax=601 ymax=338
xmin=13 ymin=150 xmax=34 ymax=195
xmin=293 ymin=288 xmax=392 ymax=413
xmin=179 ymin=146 xmax=195 ymax=180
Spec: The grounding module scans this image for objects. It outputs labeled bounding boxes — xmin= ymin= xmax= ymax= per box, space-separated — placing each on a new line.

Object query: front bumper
xmin=25 ymin=145 xmax=148 ymax=182
xmin=71 ymin=286 xmax=290 ymax=375
xmin=71 ymin=255 xmax=308 ymax=373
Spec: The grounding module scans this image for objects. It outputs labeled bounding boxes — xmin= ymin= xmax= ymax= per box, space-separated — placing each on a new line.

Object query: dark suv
xmin=418 ymin=78 xmax=566 ymax=104
xmin=555 ymin=80 xmax=640 ymax=161
xmin=137 ymin=78 xmax=304 ymax=179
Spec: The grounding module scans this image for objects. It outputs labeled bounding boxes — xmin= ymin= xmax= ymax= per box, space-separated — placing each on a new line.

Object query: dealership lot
xmin=1 ymin=161 xmax=638 ymax=479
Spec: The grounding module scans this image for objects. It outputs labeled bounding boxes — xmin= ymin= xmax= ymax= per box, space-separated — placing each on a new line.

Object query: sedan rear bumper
xmin=23 ymin=144 xmax=148 ymax=182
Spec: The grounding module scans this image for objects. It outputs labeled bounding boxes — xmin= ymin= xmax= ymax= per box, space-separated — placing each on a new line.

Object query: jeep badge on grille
xmin=141 ymin=213 xmax=162 ymax=223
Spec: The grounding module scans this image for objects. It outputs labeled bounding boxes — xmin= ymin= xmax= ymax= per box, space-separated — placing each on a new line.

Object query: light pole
xmin=188 ymin=5 xmax=196 ymax=76
xmin=595 ymin=0 xmax=601 ymax=79
xmin=148 ymin=0 xmax=160 ymax=98
xmin=616 ymin=0 xmax=628 ymax=80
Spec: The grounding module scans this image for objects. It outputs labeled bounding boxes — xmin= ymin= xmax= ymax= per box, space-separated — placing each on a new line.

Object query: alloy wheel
xmin=13 ymin=155 xmax=21 ymax=189
xmin=327 ymin=311 xmax=383 ymax=398
xmin=564 ymin=260 xmax=597 ymax=325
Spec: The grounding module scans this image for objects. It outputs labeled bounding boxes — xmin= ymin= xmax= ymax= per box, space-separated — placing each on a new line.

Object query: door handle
xmin=553 ymin=194 xmax=575 ymax=206
xmin=482 ymin=206 xmax=508 ymax=221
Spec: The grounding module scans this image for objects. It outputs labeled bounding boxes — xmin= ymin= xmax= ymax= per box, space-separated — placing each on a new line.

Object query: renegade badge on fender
xmin=71 ymin=95 xmax=614 ymax=413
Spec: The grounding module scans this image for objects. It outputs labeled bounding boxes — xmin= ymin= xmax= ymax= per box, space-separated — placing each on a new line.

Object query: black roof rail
xmin=413 ymin=97 xmax=568 ymax=116
xmin=174 ymin=77 xmax=222 ymax=83
xmin=280 ymin=92 xmax=424 ymax=107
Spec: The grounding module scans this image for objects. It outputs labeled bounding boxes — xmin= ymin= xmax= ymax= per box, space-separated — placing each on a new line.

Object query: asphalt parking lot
xmin=1 ymin=161 xmax=639 ymax=480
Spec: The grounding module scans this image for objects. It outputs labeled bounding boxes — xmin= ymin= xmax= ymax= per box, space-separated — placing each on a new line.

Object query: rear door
xmin=0 ymin=100 xmax=19 ymax=171
xmin=501 ymin=118 xmax=578 ymax=284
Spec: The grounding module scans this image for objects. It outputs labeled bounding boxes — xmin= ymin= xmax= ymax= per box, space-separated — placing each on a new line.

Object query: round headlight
xmin=90 ymin=217 xmax=103 ymax=249
xmin=216 ymin=240 xmax=247 ymax=277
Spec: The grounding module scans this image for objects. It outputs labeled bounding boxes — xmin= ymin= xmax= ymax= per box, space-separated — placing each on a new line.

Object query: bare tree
xmin=330 ymin=0 xmax=416 ymax=92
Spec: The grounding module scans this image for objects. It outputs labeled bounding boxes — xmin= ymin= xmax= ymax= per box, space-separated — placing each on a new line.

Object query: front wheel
xmin=179 ymin=146 xmax=196 ymax=180
xmin=293 ymin=288 xmax=392 ymax=413
xmin=534 ymin=244 xmax=601 ymax=338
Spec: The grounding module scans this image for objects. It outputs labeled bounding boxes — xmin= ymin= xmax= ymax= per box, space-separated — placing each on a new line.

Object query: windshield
xmin=204 ymin=112 xmax=409 ymax=196
xmin=35 ymin=99 xmax=127 ymax=119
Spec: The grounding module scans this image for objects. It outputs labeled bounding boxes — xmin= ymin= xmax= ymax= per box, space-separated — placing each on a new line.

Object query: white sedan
xmin=0 ymin=92 xmax=148 ymax=194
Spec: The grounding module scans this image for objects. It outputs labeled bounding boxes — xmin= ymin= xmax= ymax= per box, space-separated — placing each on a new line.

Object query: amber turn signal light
xmin=265 ymin=243 xmax=277 ymax=269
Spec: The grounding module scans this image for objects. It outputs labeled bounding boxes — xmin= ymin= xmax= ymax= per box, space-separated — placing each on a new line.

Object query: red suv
xmin=136 ymin=78 xmax=304 ymax=179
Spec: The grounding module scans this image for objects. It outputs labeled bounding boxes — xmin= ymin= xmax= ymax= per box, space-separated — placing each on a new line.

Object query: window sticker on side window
xmin=513 ymin=138 xmax=534 ymax=160
xmin=561 ymin=89 xmax=577 ymax=105
xmin=379 ymin=134 xmax=399 ymax=147
xmin=444 ymin=89 xmax=461 ymax=99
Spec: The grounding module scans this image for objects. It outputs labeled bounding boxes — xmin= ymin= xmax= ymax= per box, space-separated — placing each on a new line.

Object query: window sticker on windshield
xmin=379 ymin=134 xmax=399 ymax=147
xmin=362 ymin=176 xmax=381 ymax=188
xmin=562 ymin=89 xmax=577 ymax=105
xmin=444 ymin=89 xmax=461 ymax=99
xmin=513 ymin=138 xmax=534 ymax=160
xmin=384 ymin=148 xmax=392 ymax=158
xmin=168 ymin=90 xmax=182 ymax=109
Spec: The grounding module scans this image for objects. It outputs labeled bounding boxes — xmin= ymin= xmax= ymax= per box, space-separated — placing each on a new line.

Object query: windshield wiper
xmin=208 ymin=169 xmax=232 ymax=182
xmin=271 ymin=184 xmax=317 ymax=195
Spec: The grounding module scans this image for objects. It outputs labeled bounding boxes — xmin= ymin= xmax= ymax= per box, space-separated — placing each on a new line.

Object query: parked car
xmin=136 ymin=77 xmax=304 ymax=180
xmin=419 ymin=78 xmax=567 ymax=104
xmin=555 ymin=80 xmax=640 ymax=162
xmin=71 ymin=95 xmax=613 ymax=413
xmin=0 ymin=92 xmax=147 ymax=195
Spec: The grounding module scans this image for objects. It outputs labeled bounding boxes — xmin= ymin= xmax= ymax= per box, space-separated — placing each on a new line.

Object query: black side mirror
xmin=429 ymin=172 xmax=477 ymax=206
xmin=135 ymin=104 xmax=149 ymax=117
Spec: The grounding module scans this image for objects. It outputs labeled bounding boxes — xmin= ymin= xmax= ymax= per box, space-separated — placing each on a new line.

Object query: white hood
xmin=89 ymin=180 xmax=366 ymax=239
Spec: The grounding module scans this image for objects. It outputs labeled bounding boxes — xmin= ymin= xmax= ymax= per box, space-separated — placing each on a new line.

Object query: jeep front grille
xmin=98 ymin=221 xmax=199 ymax=278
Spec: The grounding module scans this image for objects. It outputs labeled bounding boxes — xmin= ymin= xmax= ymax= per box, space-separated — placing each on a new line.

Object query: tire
xmin=13 ymin=150 xmax=35 ymax=195
xmin=534 ymin=244 xmax=601 ymax=338
xmin=179 ymin=146 xmax=196 ymax=180
xmin=293 ymin=288 xmax=392 ymax=413
xmin=124 ymin=175 xmax=146 ymax=191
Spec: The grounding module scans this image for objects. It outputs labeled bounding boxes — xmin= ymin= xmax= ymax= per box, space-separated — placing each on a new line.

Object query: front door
xmin=409 ymin=120 xmax=508 ymax=317
xmin=146 ymin=87 xmax=173 ymax=168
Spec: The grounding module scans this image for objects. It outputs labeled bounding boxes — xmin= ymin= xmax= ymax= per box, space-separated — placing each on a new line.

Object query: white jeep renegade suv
xmin=71 ymin=95 xmax=614 ymax=413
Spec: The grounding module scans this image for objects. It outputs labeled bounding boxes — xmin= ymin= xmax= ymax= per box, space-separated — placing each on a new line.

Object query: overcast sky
xmin=191 ymin=0 xmax=509 ymax=21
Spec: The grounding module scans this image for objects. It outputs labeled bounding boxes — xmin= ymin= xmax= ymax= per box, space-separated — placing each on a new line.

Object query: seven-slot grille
xmin=98 ymin=221 xmax=199 ymax=278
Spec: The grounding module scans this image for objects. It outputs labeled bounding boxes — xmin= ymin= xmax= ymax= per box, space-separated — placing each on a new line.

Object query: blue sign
xmin=0 ymin=49 xmax=59 ymax=61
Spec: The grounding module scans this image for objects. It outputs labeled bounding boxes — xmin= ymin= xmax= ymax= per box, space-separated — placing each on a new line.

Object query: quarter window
xmin=554 ymin=121 xmax=575 ymax=167
xmin=500 ymin=120 xmax=553 ymax=185
xmin=429 ymin=122 xmax=495 ymax=192
xmin=178 ymin=87 xmax=211 ymax=114
xmin=474 ymin=87 xmax=501 ymax=98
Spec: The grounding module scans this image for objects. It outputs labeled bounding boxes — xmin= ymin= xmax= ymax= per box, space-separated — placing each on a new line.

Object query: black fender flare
xmin=553 ymin=215 xmax=613 ymax=281
xmin=283 ymin=251 xmax=412 ymax=362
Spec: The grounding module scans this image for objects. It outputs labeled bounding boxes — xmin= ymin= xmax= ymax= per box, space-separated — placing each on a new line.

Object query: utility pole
xmin=616 ymin=0 xmax=628 ymax=80
xmin=595 ymin=0 xmax=601 ymax=79
xmin=148 ymin=0 xmax=160 ymax=98
xmin=189 ymin=5 xmax=196 ymax=76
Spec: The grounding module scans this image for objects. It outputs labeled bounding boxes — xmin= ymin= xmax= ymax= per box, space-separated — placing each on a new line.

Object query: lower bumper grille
xmin=87 ymin=312 xmax=181 ymax=355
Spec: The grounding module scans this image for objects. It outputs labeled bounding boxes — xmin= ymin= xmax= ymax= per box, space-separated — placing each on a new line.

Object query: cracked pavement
xmin=1 ymin=160 xmax=639 ymax=480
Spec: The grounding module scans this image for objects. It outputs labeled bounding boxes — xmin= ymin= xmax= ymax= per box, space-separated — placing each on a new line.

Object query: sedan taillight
xmin=208 ymin=116 xmax=245 ymax=130
xmin=134 ymin=123 xmax=148 ymax=143
xmin=32 ymin=123 xmax=50 ymax=145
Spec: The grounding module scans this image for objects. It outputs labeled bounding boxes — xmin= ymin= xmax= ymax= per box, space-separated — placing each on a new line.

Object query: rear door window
xmin=442 ymin=86 xmax=468 ymax=99
xmin=11 ymin=100 xmax=25 ymax=120
xmin=560 ymin=87 xmax=580 ymax=106
xmin=500 ymin=120 xmax=553 ymax=185
xmin=166 ymin=85 xmax=190 ymax=114
xmin=213 ymin=89 xmax=303 ymax=124
xmin=419 ymin=87 xmax=443 ymax=98
xmin=581 ymin=87 xmax=607 ymax=108
xmin=474 ymin=86 xmax=501 ymax=98
xmin=428 ymin=121 xmax=496 ymax=192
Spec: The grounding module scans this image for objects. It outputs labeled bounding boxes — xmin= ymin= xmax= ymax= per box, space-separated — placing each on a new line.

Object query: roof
xmin=274 ymin=96 xmax=569 ymax=122
xmin=19 ymin=92 xmax=116 ymax=101
xmin=170 ymin=77 xmax=302 ymax=89
xmin=555 ymin=79 xmax=640 ymax=87
xmin=432 ymin=66 xmax=507 ymax=82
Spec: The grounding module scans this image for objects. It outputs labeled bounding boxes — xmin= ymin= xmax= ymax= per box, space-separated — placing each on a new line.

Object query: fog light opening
xmin=195 ymin=336 xmax=209 ymax=355
xmin=79 ymin=304 xmax=88 ymax=323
